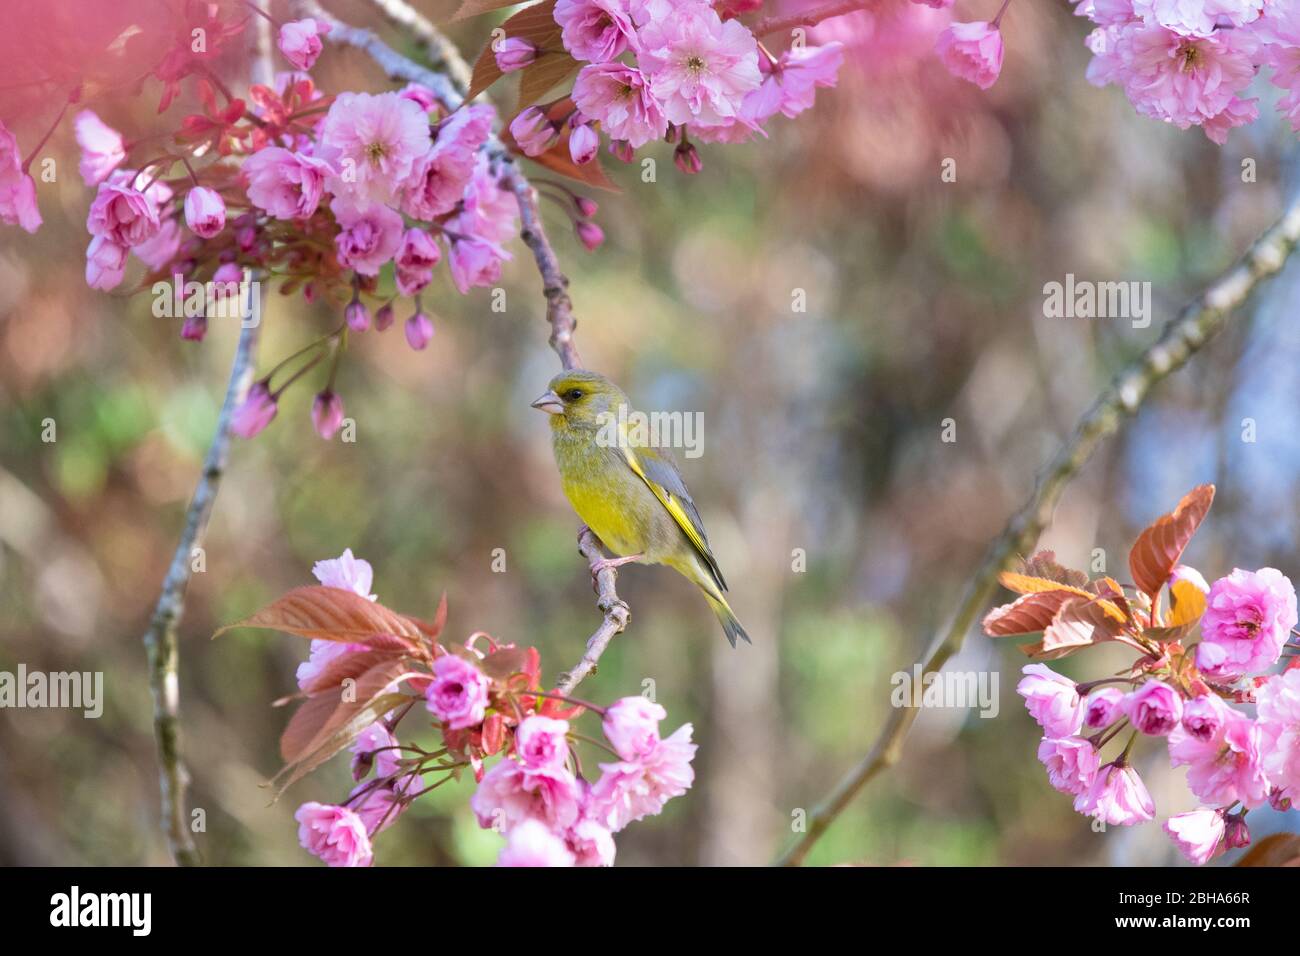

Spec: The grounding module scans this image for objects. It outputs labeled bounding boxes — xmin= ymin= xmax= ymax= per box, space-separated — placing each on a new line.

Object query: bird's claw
xmin=590 ymin=554 xmax=642 ymax=582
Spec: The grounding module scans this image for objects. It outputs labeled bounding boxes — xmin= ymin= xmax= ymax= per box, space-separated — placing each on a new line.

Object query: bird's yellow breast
xmin=560 ymin=470 xmax=647 ymax=557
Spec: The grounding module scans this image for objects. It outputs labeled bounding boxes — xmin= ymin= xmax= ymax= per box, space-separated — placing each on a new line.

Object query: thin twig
xmin=752 ymin=0 xmax=868 ymax=37
xmin=143 ymin=299 xmax=261 ymax=866
xmin=309 ymin=1 xmax=626 ymax=691
xmin=775 ymin=195 xmax=1300 ymax=867
xmin=364 ymin=0 xmax=474 ymax=93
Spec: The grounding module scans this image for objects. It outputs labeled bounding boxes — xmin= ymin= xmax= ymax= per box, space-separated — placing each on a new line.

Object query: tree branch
xmin=364 ymin=0 xmax=474 ymax=94
xmin=752 ymin=0 xmax=869 ymax=37
xmin=775 ymin=194 xmax=1300 ymax=867
xmin=143 ymin=299 xmax=261 ymax=866
xmin=308 ymin=0 xmax=625 ymax=691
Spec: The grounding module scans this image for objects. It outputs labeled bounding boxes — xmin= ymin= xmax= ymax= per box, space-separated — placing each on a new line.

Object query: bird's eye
xmin=566 ymin=389 xmax=584 ymax=401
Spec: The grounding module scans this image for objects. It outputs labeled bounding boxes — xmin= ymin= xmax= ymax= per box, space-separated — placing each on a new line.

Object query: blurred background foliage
xmin=2 ymin=0 xmax=1300 ymax=866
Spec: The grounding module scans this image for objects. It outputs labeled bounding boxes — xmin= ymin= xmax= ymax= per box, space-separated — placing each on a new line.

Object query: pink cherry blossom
xmin=401 ymin=104 xmax=494 ymax=220
xmin=405 ymin=311 xmax=434 ymax=350
xmin=295 ymin=802 xmax=373 ymax=867
xmin=1195 ymin=568 xmax=1297 ymax=680
xmin=566 ymin=816 xmax=617 ymax=866
xmin=230 ymin=381 xmax=279 ymax=439
xmin=935 ymin=21 xmax=1004 ymax=91
xmin=87 ymin=179 xmax=161 ymax=248
xmin=457 ymin=154 xmax=519 ymax=246
xmin=569 ymin=122 xmax=600 ymax=164
xmin=516 ymin=715 xmax=571 ymax=770
xmin=1257 ymin=668 xmax=1300 ymax=802
xmin=183 ymin=186 xmax=225 ymax=238
xmin=510 ymin=107 xmax=561 ymax=157
xmin=278 ymin=18 xmax=331 ymax=72
xmin=332 ymin=199 xmax=404 ymax=276
xmin=319 ymin=91 xmax=432 ymax=204
xmin=1169 ymin=705 xmax=1270 ymax=808
xmin=744 ymin=41 xmax=844 ymax=124
xmin=243 ymin=147 xmax=333 ymax=219
xmin=447 ymin=230 xmax=512 ymax=293
xmin=571 ymin=62 xmax=669 ymax=148
xmin=1130 ymin=0 xmax=1262 ymax=37
xmin=587 ymin=723 xmax=696 ymax=831
xmin=0 ymin=122 xmax=42 ymax=234
xmin=638 ymin=6 xmax=762 ymax=126
xmin=1073 ymin=762 xmax=1156 ymax=825
xmin=1181 ymin=693 xmax=1230 ymax=742
xmin=1017 ymin=664 xmax=1085 ymax=738
xmin=554 ymin=0 xmax=638 ymax=63
xmin=495 ymin=37 xmax=539 ymax=73
xmin=133 ymin=218 xmax=181 ymax=271
xmin=351 ymin=720 xmax=402 ymax=779
xmin=85 ymin=235 xmax=128 ymax=291
xmin=312 ymin=548 xmax=377 ymax=599
xmin=349 ymin=782 xmax=407 ymax=835
xmin=1084 ymin=686 xmax=1125 ymax=729
xmin=1125 ymin=679 xmax=1184 ymax=736
xmin=471 ymin=758 xmax=583 ymax=832
xmin=296 ymin=638 xmax=363 ymax=690
xmin=1163 ymin=808 xmax=1225 ymax=866
xmin=395 ymin=227 xmax=441 ymax=296
xmin=311 ymin=389 xmax=345 ymax=440
xmin=603 ymin=696 xmax=665 ymax=760
xmin=1037 ymin=736 xmax=1100 ymax=795
xmin=497 ymin=818 xmax=576 ymax=867
xmin=73 ymin=110 xmax=126 ymax=186
xmin=425 ymin=654 xmax=491 ymax=730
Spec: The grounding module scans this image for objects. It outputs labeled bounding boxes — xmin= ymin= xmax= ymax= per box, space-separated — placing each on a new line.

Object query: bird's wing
xmin=619 ymin=442 xmax=728 ymax=592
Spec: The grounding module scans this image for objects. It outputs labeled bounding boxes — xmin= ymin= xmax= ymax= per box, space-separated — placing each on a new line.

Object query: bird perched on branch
xmin=531 ymin=369 xmax=750 ymax=647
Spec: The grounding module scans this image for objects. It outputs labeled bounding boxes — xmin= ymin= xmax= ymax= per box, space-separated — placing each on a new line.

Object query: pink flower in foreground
xmin=351 ymin=721 xmax=402 ymax=780
xmin=1130 ymin=0 xmax=1262 ymax=37
xmin=447 ymin=231 xmax=511 ymax=293
xmin=1017 ymin=664 xmax=1084 ymax=738
xmin=1257 ymin=669 xmax=1300 ymax=802
xmin=243 ymin=147 xmax=332 ymax=220
xmin=74 ymin=110 xmax=126 ymax=186
xmin=278 ymin=18 xmax=331 ymax=71
xmin=312 ymin=548 xmax=377 ymax=599
xmin=1125 ymin=679 xmax=1184 ymax=737
xmin=319 ymin=91 xmax=431 ymax=204
xmin=935 ymin=21 xmax=1004 ymax=91
xmin=1195 ymin=568 xmax=1297 ymax=680
xmin=554 ymin=0 xmax=638 ymax=63
xmin=133 ymin=218 xmax=181 ymax=271
xmin=603 ymin=696 xmax=666 ymax=760
xmin=1163 ymin=808 xmax=1225 ymax=866
xmin=497 ymin=818 xmax=576 ymax=867
xmin=1169 ymin=706 xmax=1270 ymax=808
xmin=0 ymin=122 xmax=41 ymax=233
xmin=1084 ymin=686 xmax=1125 ymax=729
xmin=295 ymin=802 xmax=373 ymax=867
xmin=587 ymin=723 xmax=696 ymax=831
xmin=296 ymin=638 xmax=368 ymax=691
xmin=395 ymin=227 xmax=441 ymax=296
xmin=425 ymin=654 xmax=491 ymax=730
xmin=744 ymin=41 xmax=844 ymax=124
xmin=401 ymin=104 xmax=494 ymax=220
xmin=87 ymin=180 xmax=160 ymax=247
xmin=333 ymin=200 xmax=404 ymax=276
xmin=1181 ymin=693 xmax=1230 ymax=743
xmin=1037 ymin=736 xmax=1100 ymax=795
xmin=571 ymin=62 xmax=668 ymax=148
xmin=1073 ymin=763 xmax=1156 ymax=826
xmin=85 ymin=235 xmax=128 ymax=291
xmin=638 ymin=6 xmax=762 ymax=126
xmin=311 ymin=389 xmax=345 ymax=440
xmin=349 ymin=784 xmax=406 ymax=836
xmin=516 ymin=716 xmax=571 ymax=770
xmin=230 ymin=381 xmax=278 ymax=439
xmin=471 ymin=758 xmax=582 ymax=832
xmin=183 ymin=186 xmax=226 ymax=238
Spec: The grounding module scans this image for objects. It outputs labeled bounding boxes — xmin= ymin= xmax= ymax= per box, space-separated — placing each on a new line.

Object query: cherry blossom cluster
xmin=498 ymin=0 xmax=844 ymax=173
xmin=287 ymin=550 xmax=696 ymax=867
xmin=989 ymin=537 xmax=1300 ymax=865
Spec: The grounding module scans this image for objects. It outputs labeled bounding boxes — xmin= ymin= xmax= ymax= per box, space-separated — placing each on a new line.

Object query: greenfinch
xmin=532 ymin=370 xmax=751 ymax=647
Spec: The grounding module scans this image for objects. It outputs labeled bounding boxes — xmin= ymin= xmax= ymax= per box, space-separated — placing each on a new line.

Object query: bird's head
xmin=531 ymin=370 xmax=627 ymax=430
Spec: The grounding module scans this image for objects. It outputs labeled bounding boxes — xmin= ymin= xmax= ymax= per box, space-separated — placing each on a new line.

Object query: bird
xmin=531 ymin=369 xmax=751 ymax=647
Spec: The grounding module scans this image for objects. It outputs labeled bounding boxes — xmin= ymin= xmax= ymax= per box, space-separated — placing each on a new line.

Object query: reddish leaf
xmin=1236 ymin=833 xmax=1300 ymax=866
xmin=479 ymin=646 xmax=530 ymax=680
xmin=983 ymin=590 xmax=1076 ymax=637
xmin=273 ymin=690 xmax=412 ymax=797
xmin=279 ymin=659 xmax=412 ymax=765
xmin=522 ymin=134 xmax=619 ymax=190
xmin=466 ymin=1 xmax=563 ymax=100
xmin=1020 ymin=598 xmax=1124 ymax=660
xmin=216 ymin=586 xmax=424 ymax=647
xmin=1128 ymin=484 xmax=1215 ymax=598
xmin=1019 ymin=550 xmax=1089 ymax=588
xmin=518 ymin=52 xmax=580 ymax=106
xmin=300 ymin=648 xmax=409 ymax=696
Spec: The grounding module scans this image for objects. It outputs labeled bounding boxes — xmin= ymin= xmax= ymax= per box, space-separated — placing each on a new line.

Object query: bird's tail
xmin=703 ymin=590 xmax=751 ymax=648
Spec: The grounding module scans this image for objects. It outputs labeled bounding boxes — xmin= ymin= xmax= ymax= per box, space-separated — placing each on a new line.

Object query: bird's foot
xmin=590 ymin=553 xmax=642 ymax=581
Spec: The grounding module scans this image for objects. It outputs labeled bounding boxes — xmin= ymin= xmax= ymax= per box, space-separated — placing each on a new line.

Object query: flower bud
xmin=574 ymin=195 xmax=598 ymax=218
xmin=1224 ymin=812 xmax=1251 ymax=850
xmin=405 ymin=311 xmax=434 ymax=350
xmin=180 ymin=315 xmax=208 ymax=342
xmin=231 ymin=381 xmax=278 ymax=439
xmin=674 ymin=141 xmax=702 ymax=175
xmin=494 ymin=37 xmax=538 ymax=73
xmin=569 ymin=123 xmax=599 ymax=165
xmin=374 ymin=302 xmax=395 ymax=331
xmin=509 ymin=107 xmax=559 ymax=157
xmin=607 ymin=139 xmax=634 ymax=163
xmin=311 ymin=389 xmax=345 ymax=440
xmin=184 ymin=186 xmax=226 ymax=239
xmin=575 ymin=220 xmax=604 ymax=252
xmin=345 ymin=299 xmax=370 ymax=332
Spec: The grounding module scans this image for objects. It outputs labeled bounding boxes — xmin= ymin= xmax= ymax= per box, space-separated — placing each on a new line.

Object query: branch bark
xmin=774 ymin=195 xmax=1300 ymax=867
xmin=143 ymin=299 xmax=260 ymax=866
xmin=753 ymin=0 xmax=868 ymax=37
xmin=309 ymin=0 xmax=625 ymax=692
xmin=364 ymin=0 xmax=474 ymax=93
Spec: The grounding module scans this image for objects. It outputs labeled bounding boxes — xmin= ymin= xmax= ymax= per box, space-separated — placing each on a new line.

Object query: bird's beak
xmin=530 ymin=389 xmax=565 ymax=415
